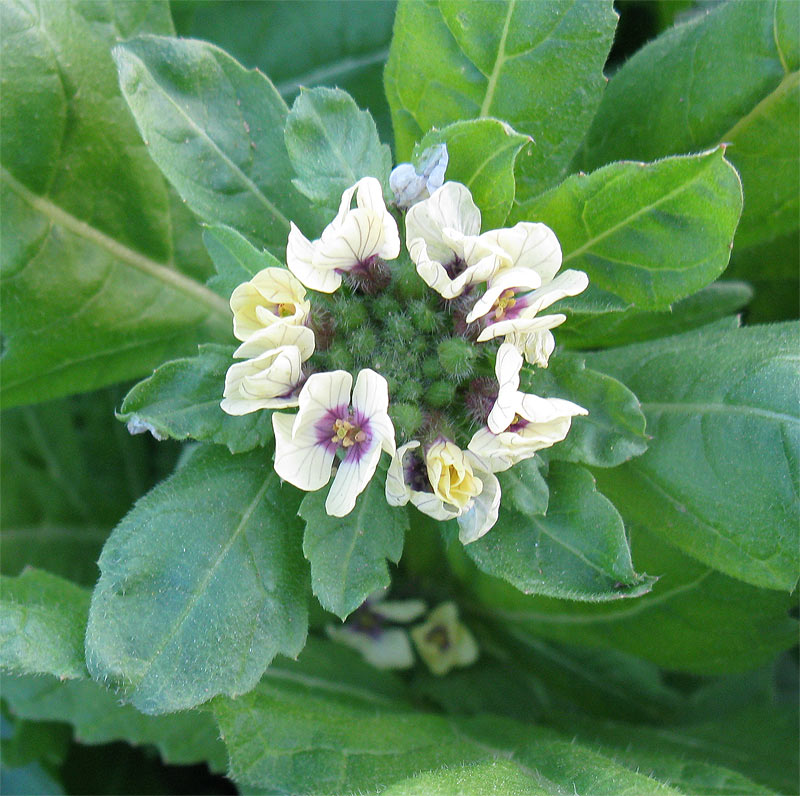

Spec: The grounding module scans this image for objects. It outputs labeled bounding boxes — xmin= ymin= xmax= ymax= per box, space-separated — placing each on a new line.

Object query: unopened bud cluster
xmin=221 ymin=155 xmax=589 ymax=543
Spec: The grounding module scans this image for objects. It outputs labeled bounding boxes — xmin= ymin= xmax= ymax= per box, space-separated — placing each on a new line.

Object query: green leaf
xmin=173 ymin=1 xmax=396 ymax=142
xmin=0 ymin=569 xmax=89 ymax=680
xmin=118 ymin=344 xmax=274 ymax=453
xmin=285 ymin=87 xmax=391 ymax=208
xmin=85 ymin=445 xmax=309 ymax=714
xmin=557 ymin=281 xmax=753 ymax=350
xmin=0 ymin=0 xmax=230 ymax=408
xmin=1 ymin=388 xmax=178 ymax=586
xmin=213 ymin=641 xmax=682 ymax=795
xmin=384 ymin=0 xmax=617 ymax=198
xmin=300 ymin=469 xmax=408 ymax=619
xmin=510 ymin=149 xmax=743 ymax=311
xmin=521 ymin=353 xmax=648 ymax=468
xmin=204 ymin=223 xmax=284 ymax=301
xmin=480 ymin=524 xmax=796 ymax=674
xmin=2 ymin=674 xmax=227 ymax=773
xmin=579 ymin=0 xmax=799 ymax=256
xmin=112 ymin=35 xmax=326 ymax=255
xmin=458 ymin=461 xmax=654 ymax=601
xmin=413 ymin=119 xmax=529 ymax=229
xmin=496 ymin=456 xmax=549 ymax=518
xmin=589 ymin=322 xmax=799 ymax=591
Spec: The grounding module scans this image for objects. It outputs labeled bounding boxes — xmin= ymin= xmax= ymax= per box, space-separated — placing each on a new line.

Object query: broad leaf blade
xmin=213 ymin=640 xmax=680 ymax=795
xmin=384 ymin=0 xmax=617 ymax=198
xmin=0 ymin=0 xmax=229 ymax=408
xmin=482 ymin=525 xmax=797 ymax=674
xmin=0 ymin=569 xmax=89 ymax=680
xmin=86 ymin=445 xmax=310 ymax=714
xmin=300 ymin=472 xmax=408 ymax=619
xmin=510 ymin=149 xmax=743 ymax=310
xmin=118 ymin=344 xmax=274 ymax=453
xmin=589 ymin=322 xmax=799 ymax=591
xmin=460 ymin=461 xmax=654 ymax=601
xmin=414 ymin=119 xmax=529 ymax=229
xmin=285 ymin=87 xmax=391 ymax=208
xmin=112 ymin=35 xmax=325 ymax=255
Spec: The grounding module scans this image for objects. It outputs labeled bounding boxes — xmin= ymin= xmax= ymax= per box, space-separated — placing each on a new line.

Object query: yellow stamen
xmin=331 ymin=418 xmax=365 ymax=448
xmin=493 ymin=289 xmax=517 ymax=320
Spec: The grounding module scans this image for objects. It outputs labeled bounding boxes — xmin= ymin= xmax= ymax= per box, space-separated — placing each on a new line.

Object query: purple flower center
xmin=315 ymin=405 xmax=373 ymax=459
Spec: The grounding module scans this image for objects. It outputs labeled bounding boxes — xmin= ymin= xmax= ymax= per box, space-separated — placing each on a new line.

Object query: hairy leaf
xmin=0 ymin=570 xmax=89 ymax=680
xmin=0 ymin=0 xmax=229 ymax=408
xmin=460 ymin=462 xmax=654 ymax=601
xmin=478 ymin=525 xmax=796 ymax=674
xmin=118 ymin=344 xmax=274 ymax=453
xmin=589 ymin=322 xmax=799 ymax=591
xmin=285 ymin=87 xmax=391 ymax=208
xmin=86 ymin=445 xmax=309 ymax=714
xmin=112 ymin=35 xmax=326 ymax=255
xmin=300 ymin=471 xmax=408 ymax=619
xmin=384 ymin=0 xmax=617 ymax=198
xmin=414 ymin=119 xmax=529 ymax=228
xmin=510 ymin=149 xmax=743 ymax=310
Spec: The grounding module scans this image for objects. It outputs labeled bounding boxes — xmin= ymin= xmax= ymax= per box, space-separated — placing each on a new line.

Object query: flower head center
xmin=493 ymin=289 xmax=517 ymax=320
xmin=331 ymin=416 xmax=367 ymax=448
xmin=277 ymin=301 xmax=296 ymax=318
xmin=424 ymin=624 xmax=451 ymax=652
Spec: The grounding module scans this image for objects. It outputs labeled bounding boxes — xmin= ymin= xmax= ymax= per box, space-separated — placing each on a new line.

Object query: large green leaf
xmin=521 ymin=353 xmax=648 ymax=468
xmin=510 ymin=149 xmax=743 ymax=310
xmin=173 ymin=0 xmax=396 ymax=142
xmin=579 ymin=0 xmax=799 ymax=320
xmin=300 ymin=471 xmax=408 ymax=619
xmin=556 ymin=281 xmax=753 ymax=351
xmin=213 ymin=639 xmax=680 ymax=795
xmin=589 ymin=323 xmax=799 ymax=591
xmin=413 ymin=119 xmax=529 ymax=229
xmin=85 ymin=445 xmax=309 ymax=714
xmin=2 ymin=674 xmax=227 ymax=773
xmin=580 ymin=0 xmax=798 ymax=252
xmin=0 ymin=570 xmax=89 ymax=680
xmin=112 ymin=35 xmax=325 ymax=256
xmin=384 ymin=0 xmax=617 ymax=198
xmin=474 ymin=525 xmax=796 ymax=674
xmin=117 ymin=344 xmax=274 ymax=454
xmin=457 ymin=461 xmax=654 ymax=601
xmin=285 ymin=87 xmax=391 ymax=208
xmin=0 ymin=0 xmax=229 ymax=408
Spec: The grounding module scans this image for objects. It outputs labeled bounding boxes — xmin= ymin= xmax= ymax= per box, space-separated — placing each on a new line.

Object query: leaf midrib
xmin=1 ymin=167 xmax=229 ymax=319
xmin=128 ymin=472 xmax=274 ymax=693
xmin=642 ymin=401 xmax=797 ymax=425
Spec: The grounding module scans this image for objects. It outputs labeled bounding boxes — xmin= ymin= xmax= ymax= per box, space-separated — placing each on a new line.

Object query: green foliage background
xmin=1 ymin=1 xmax=797 ymax=794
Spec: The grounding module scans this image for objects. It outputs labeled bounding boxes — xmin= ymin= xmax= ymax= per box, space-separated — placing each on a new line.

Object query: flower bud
xmin=351 ymin=327 xmax=376 ymax=359
xmin=390 ymin=403 xmax=424 ymax=440
xmin=409 ymin=300 xmax=443 ymax=334
xmin=437 ymin=338 xmax=476 ymax=380
xmin=326 ymin=342 xmax=354 ymax=371
xmin=335 ymin=296 xmax=368 ymax=332
xmin=426 ymin=380 xmax=455 ymax=408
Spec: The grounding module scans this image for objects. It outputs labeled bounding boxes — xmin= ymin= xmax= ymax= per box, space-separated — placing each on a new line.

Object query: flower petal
xmin=287 ymin=222 xmax=343 ymax=293
xmin=385 ymin=441 xmax=418 ymax=507
xmin=272 ymin=411 xmax=335 ymax=491
xmin=294 ymin=370 xmax=353 ymax=437
xmin=479 ymin=221 xmax=562 ymax=283
xmin=487 ymin=343 xmax=523 ymax=433
xmin=325 ymin=438 xmax=383 ymax=517
xmin=233 ymin=323 xmax=315 ymax=361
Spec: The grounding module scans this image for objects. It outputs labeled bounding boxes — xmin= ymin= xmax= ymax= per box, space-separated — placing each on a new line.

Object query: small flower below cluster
xmin=410 ymin=601 xmax=478 ymax=676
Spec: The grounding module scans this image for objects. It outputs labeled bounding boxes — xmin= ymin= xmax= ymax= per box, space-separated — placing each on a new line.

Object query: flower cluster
xmin=221 ymin=161 xmax=588 ymax=541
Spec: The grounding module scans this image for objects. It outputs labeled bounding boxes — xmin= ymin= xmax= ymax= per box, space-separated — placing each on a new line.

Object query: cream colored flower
xmin=220 ymin=324 xmax=315 ymax=415
xmin=390 ymin=143 xmax=448 ymax=210
xmin=406 ymin=182 xmax=504 ymax=299
xmin=468 ymin=344 xmax=587 ymax=472
xmin=272 ymin=368 xmax=396 ymax=517
xmin=326 ymin=591 xmax=427 ymax=670
xmin=385 ymin=439 xmax=500 ymax=544
xmin=229 ymin=267 xmax=310 ymax=341
xmin=287 ymin=177 xmax=400 ymax=293
xmin=477 ymin=221 xmax=562 ymax=284
xmin=410 ymin=602 xmax=478 ymax=676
